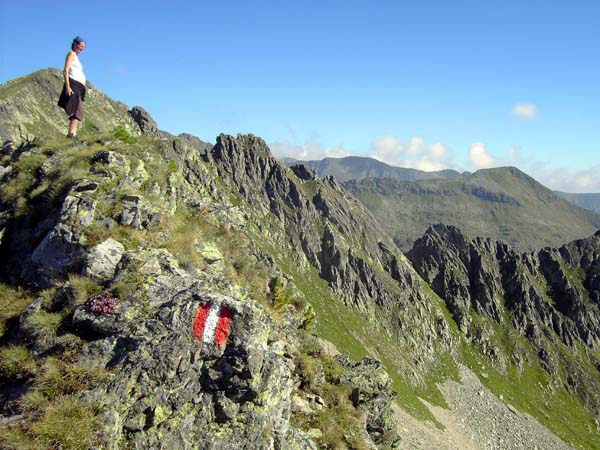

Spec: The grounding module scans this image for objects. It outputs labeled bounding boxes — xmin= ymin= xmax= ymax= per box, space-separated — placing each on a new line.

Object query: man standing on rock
xmin=58 ymin=36 xmax=87 ymax=140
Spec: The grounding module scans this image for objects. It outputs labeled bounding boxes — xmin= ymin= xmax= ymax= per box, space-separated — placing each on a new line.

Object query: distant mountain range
xmin=283 ymin=156 xmax=600 ymax=213
xmin=555 ymin=191 xmax=600 ymax=213
xmin=282 ymin=156 xmax=600 ymax=252
xmin=281 ymin=156 xmax=470 ymax=182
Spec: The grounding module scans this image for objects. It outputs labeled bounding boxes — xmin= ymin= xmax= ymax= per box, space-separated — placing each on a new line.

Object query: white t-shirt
xmin=69 ymin=53 xmax=86 ymax=85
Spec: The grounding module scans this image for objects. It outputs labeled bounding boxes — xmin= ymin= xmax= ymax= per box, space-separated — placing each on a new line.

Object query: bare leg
xmin=68 ymin=117 xmax=79 ymax=136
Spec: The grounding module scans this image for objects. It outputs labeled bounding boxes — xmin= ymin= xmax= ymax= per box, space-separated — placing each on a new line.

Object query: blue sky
xmin=1 ymin=0 xmax=599 ymax=192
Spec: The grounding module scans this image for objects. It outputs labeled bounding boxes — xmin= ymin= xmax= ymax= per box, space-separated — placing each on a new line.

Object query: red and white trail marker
xmin=193 ymin=302 xmax=233 ymax=346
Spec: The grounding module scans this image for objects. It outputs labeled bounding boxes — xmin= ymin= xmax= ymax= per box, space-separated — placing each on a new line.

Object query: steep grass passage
xmin=255 ymin=237 xmax=454 ymax=425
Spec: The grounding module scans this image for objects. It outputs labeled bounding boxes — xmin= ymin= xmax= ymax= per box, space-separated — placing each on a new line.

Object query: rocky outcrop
xmin=129 ymin=106 xmax=159 ymax=135
xmin=78 ymin=281 xmax=306 ymax=449
xmin=408 ymin=224 xmax=600 ymax=414
xmin=408 ymin=225 xmax=600 ymax=350
xmin=23 ymin=180 xmax=99 ymax=286
xmin=82 ymin=238 xmax=125 ymax=282
xmin=208 ymin=134 xmax=456 ymax=365
xmin=120 ymin=195 xmax=161 ymax=230
xmin=0 ymin=132 xmax=408 ymax=449
xmin=289 ymin=164 xmax=317 ymax=181
xmin=406 ymin=225 xmax=504 ymax=332
xmin=341 ymin=357 xmax=400 ymax=448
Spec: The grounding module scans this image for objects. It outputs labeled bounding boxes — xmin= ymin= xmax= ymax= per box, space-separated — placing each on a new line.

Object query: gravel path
xmin=395 ymin=365 xmax=573 ymax=450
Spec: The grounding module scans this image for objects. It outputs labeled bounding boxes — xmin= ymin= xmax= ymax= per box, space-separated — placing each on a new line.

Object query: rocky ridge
xmin=407 ymin=224 xmax=600 ymax=424
xmin=0 ymin=114 xmax=404 ymax=447
xmin=0 ymin=69 xmax=598 ymax=448
xmin=206 ymin=133 xmax=458 ymax=378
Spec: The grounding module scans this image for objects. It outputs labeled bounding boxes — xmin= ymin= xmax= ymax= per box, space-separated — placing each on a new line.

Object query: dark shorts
xmin=58 ymin=78 xmax=86 ymax=121
xmin=68 ymin=95 xmax=84 ymax=121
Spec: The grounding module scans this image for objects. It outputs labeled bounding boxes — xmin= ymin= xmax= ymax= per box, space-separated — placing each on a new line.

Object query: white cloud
xmin=512 ymin=102 xmax=539 ymax=119
xmin=533 ymin=163 xmax=600 ymax=193
xmin=430 ymin=142 xmax=449 ymax=159
xmin=408 ymin=136 xmax=424 ymax=154
xmin=371 ymin=135 xmax=405 ymax=159
xmin=507 ymin=146 xmax=520 ymax=163
xmin=370 ymin=135 xmax=453 ymax=171
xmin=408 ymin=157 xmax=448 ymax=172
xmin=269 ymin=136 xmax=351 ymax=161
xmin=468 ymin=142 xmax=502 ymax=169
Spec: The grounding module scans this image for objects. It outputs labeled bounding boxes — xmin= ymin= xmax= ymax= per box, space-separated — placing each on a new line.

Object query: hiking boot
xmin=66 ymin=133 xmax=78 ymax=141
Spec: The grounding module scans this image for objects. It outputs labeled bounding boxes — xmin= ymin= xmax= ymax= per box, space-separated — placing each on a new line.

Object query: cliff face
xmin=408 ymin=224 xmax=600 ymax=412
xmin=207 ymin=134 xmax=455 ymax=363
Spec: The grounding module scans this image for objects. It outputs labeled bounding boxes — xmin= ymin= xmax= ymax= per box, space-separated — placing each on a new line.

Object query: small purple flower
xmin=89 ymin=291 xmax=118 ymax=315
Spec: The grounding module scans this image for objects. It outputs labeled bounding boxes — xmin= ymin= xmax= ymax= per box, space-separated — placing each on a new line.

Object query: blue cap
xmin=73 ymin=36 xmax=85 ymax=44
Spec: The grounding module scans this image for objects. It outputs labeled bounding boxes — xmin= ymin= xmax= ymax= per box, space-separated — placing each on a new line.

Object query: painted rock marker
xmin=193 ymin=302 xmax=233 ymax=346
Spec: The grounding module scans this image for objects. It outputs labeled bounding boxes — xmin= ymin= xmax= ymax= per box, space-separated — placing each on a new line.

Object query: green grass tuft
xmin=66 ymin=274 xmax=103 ymax=308
xmin=22 ymin=310 xmax=68 ymax=347
xmin=0 ymin=345 xmax=36 ymax=380
xmin=292 ymin=336 xmax=371 ymax=450
xmin=0 ymin=395 xmax=103 ymax=450
xmin=34 ymin=357 xmax=111 ymax=399
xmin=114 ymin=124 xmax=137 ymax=144
xmin=0 ymin=284 xmax=34 ymax=339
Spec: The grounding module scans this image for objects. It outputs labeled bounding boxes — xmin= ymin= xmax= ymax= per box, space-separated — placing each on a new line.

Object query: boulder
xmin=83 ymin=238 xmax=125 ymax=282
xmin=341 ymin=357 xmax=401 ymax=448
xmin=120 ymin=195 xmax=161 ymax=230
xmin=79 ymin=280 xmax=306 ymax=450
xmin=25 ymin=180 xmax=99 ymax=284
xmin=92 ymin=151 xmax=131 ymax=174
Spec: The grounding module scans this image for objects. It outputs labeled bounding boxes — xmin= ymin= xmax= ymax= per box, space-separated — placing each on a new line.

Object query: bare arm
xmin=63 ymin=51 xmax=75 ymax=95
